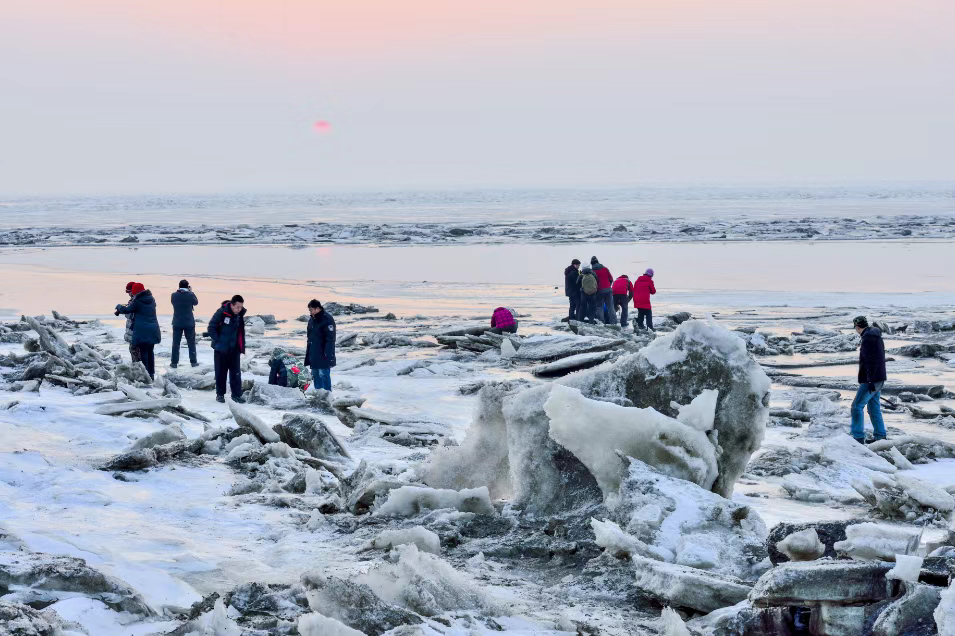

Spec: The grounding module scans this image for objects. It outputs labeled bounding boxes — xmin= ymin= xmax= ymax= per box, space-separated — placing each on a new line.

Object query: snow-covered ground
xmin=1 ymin=240 xmax=954 ymax=635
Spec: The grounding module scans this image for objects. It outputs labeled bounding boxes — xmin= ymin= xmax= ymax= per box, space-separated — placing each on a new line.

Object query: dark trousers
xmin=614 ymin=294 xmax=630 ymax=328
xmin=580 ymin=293 xmax=597 ymax=322
xmin=636 ymin=308 xmax=653 ymax=330
xmin=597 ymin=290 xmax=615 ymax=325
xmin=568 ymin=294 xmax=581 ymax=321
xmin=137 ymin=344 xmax=155 ymax=379
xmin=171 ymin=326 xmax=197 ymax=366
xmin=214 ymin=350 xmax=242 ymax=398
xmin=490 ymin=324 xmax=518 ymax=335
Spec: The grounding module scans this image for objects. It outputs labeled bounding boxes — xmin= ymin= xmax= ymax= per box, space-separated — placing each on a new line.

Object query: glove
xmin=114 ymin=311 xmax=120 ymax=316
xmin=867 ymin=382 xmax=876 ymax=392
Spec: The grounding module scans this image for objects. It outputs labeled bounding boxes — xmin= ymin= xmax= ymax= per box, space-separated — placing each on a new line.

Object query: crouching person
xmin=209 ymin=294 xmax=246 ymax=403
xmin=269 ymin=347 xmax=311 ymax=389
xmin=490 ymin=307 xmax=518 ymax=334
xmin=306 ymin=299 xmax=336 ymax=392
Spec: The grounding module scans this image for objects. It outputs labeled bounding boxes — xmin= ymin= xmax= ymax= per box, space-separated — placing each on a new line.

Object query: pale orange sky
xmin=1 ymin=0 xmax=953 ymax=194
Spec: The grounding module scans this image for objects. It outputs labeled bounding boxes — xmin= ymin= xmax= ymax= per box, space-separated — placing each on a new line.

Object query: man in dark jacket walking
xmin=306 ymin=299 xmax=336 ymax=392
xmin=208 ymin=294 xmax=247 ymax=403
xmin=115 ymin=283 xmax=162 ymax=379
xmin=591 ymin=256 xmax=615 ymax=325
xmin=850 ymin=316 xmax=887 ymax=443
xmin=564 ymin=259 xmax=582 ymax=321
xmin=170 ymin=279 xmax=199 ymax=368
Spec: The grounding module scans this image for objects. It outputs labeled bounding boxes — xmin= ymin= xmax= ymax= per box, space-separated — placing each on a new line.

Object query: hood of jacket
xmin=564 ymin=265 xmax=579 ymax=276
xmin=220 ymin=300 xmax=247 ymax=317
xmin=581 ymin=265 xmax=593 ymax=273
xmin=592 ymin=263 xmax=605 ymax=271
xmin=136 ymin=290 xmax=155 ymax=306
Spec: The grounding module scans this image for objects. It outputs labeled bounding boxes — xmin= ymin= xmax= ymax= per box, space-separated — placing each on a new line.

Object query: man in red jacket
xmin=611 ymin=274 xmax=633 ymax=328
xmin=632 ymin=268 xmax=656 ymax=331
xmin=590 ymin=256 xmax=615 ymax=325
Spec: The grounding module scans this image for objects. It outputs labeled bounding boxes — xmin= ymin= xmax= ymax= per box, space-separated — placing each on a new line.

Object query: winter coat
xmin=592 ymin=264 xmax=614 ymax=291
xmin=858 ymin=327 xmax=887 ymax=384
xmin=115 ymin=290 xmax=162 ymax=346
xmin=611 ymin=276 xmax=633 ymax=298
xmin=208 ymin=300 xmax=246 ymax=354
xmin=306 ymin=311 xmax=337 ymax=369
xmin=490 ymin=307 xmax=517 ymax=329
xmin=632 ymin=275 xmax=657 ymax=309
xmin=171 ymin=289 xmax=199 ymax=328
xmin=564 ymin=266 xmax=582 ymax=297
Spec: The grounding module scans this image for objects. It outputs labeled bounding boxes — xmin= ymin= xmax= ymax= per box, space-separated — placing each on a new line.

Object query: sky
xmin=1 ymin=0 xmax=953 ymax=195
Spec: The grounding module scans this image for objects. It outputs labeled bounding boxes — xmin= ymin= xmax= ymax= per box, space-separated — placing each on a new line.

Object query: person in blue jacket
xmin=114 ymin=282 xmax=162 ymax=379
xmin=208 ymin=294 xmax=246 ymax=403
xmin=170 ymin=279 xmax=199 ymax=368
xmin=306 ymin=299 xmax=336 ymax=392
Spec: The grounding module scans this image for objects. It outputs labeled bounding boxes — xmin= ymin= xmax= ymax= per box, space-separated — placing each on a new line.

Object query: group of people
xmin=563 ymin=256 xmax=657 ymax=329
xmin=115 ymin=281 xmax=338 ymax=404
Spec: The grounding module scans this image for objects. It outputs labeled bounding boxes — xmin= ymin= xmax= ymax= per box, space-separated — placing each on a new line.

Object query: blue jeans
xmin=850 ymin=382 xmax=886 ymax=440
xmin=597 ymin=290 xmax=615 ymax=325
xmin=312 ymin=367 xmax=332 ymax=391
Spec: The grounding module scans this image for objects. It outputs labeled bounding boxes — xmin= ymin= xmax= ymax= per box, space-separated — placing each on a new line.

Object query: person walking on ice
xmin=306 ymin=299 xmax=337 ymax=392
xmin=170 ymin=279 xmax=199 ymax=368
xmin=632 ymin=268 xmax=656 ymax=331
xmin=209 ymin=294 xmax=247 ymax=403
xmin=850 ymin=315 xmax=888 ymax=444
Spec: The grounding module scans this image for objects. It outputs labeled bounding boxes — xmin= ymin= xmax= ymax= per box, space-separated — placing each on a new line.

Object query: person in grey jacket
xmin=119 ymin=281 xmax=141 ymax=364
xmin=170 ymin=279 xmax=199 ymax=368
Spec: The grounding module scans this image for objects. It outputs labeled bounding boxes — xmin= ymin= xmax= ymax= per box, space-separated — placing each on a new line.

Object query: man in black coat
xmin=850 ymin=316 xmax=887 ymax=443
xmin=208 ymin=294 xmax=247 ymax=403
xmin=306 ymin=299 xmax=336 ymax=391
xmin=170 ymin=279 xmax=199 ymax=368
xmin=564 ymin=259 xmax=582 ymax=321
xmin=115 ymin=282 xmax=162 ymax=379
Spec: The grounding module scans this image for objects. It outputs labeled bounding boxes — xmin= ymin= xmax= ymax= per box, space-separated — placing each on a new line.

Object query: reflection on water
xmin=0 ymin=241 xmax=954 ymax=317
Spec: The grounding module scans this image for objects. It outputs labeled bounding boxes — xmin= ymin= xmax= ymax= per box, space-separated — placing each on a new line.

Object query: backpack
xmin=581 ymin=272 xmax=598 ymax=296
xmin=272 ymin=353 xmax=311 ymax=389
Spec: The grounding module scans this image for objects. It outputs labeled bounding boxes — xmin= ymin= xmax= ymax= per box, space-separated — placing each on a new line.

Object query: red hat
xmin=125 ymin=281 xmax=136 ymax=293
xmin=130 ymin=283 xmax=146 ymax=295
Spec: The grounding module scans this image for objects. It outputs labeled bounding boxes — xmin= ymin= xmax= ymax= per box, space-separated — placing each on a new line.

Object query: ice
xmin=227 ymin=399 xmax=280 ymax=443
xmin=896 ymin=473 xmax=955 ymax=512
xmin=355 ymin=544 xmax=500 ymax=617
xmin=887 ymin=554 xmax=924 ymax=582
xmin=776 ymin=528 xmax=825 ymax=562
xmin=660 ymin=606 xmax=692 ymax=636
xmin=298 ymin=613 xmax=367 ymax=636
xmin=184 ymin=599 xmax=242 ymax=635
xmin=590 ymin=518 xmax=673 ymax=562
xmin=938 ymin=580 xmax=955 ymax=636
xmin=367 ymin=527 xmax=440 ymax=555
xmin=500 ymin=338 xmax=517 ymax=359
xmin=631 ymin=554 xmax=753 ymax=613
xmin=300 ymin=571 xmax=422 ymax=634
xmin=374 ymin=486 xmax=494 ymax=517
xmin=821 ymin=434 xmax=898 ymax=474
xmin=833 ymin=522 xmax=920 ymax=561
xmin=545 ymin=385 xmax=718 ymax=495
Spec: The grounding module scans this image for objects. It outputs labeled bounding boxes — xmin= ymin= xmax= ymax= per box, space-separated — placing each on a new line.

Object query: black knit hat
xmin=179 ymin=279 xmax=189 ymax=288
xmin=590 ymin=256 xmax=598 ymax=264
xmin=853 ymin=316 xmax=868 ymax=328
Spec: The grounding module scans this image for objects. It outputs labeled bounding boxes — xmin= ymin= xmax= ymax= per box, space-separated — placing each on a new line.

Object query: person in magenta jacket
xmin=611 ymin=274 xmax=633 ymax=328
xmin=590 ymin=256 xmax=615 ymax=325
xmin=632 ymin=268 xmax=656 ymax=330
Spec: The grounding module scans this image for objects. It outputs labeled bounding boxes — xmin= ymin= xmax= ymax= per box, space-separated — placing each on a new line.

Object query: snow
xmin=374 ymin=485 xmax=495 ymax=517
xmin=544 ymin=384 xmax=718 ymax=496
xmin=591 ymin=518 xmax=674 ymax=562
xmin=185 ymin=599 xmax=242 ymax=635
xmin=886 ymin=554 xmax=924 ymax=582
xmin=660 ymin=607 xmax=692 ymax=636
xmin=674 ymin=389 xmax=719 ymax=432
xmin=833 ymin=523 xmax=920 ymax=561
xmin=938 ymin=580 xmax=955 ymax=636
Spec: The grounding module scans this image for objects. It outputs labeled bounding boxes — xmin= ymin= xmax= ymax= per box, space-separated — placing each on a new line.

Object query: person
xmin=590 ymin=256 xmax=615 ymax=325
xmin=170 ymin=279 xmax=199 ymax=368
xmin=489 ymin=306 xmax=518 ymax=334
xmin=306 ymin=299 xmax=336 ymax=391
xmin=269 ymin=347 xmax=311 ymax=389
xmin=611 ymin=274 xmax=633 ymax=328
xmin=114 ymin=282 xmax=161 ymax=379
xmin=209 ymin=294 xmax=247 ymax=403
xmin=851 ymin=316 xmax=887 ymax=443
xmin=633 ymin=268 xmax=657 ymax=330
xmin=563 ymin=259 xmax=582 ymax=321
xmin=117 ymin=281 xmax=141 ymax=364
xmin=578 ymin=265 xmax=599 ymax=323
